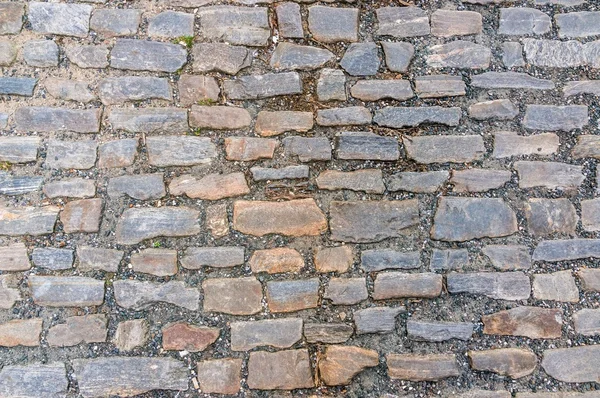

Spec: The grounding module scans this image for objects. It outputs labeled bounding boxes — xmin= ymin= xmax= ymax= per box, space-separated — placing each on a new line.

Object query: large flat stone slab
xmin=111 ymin=39 xmax=187 ymax=72
xmin=374 ymin=106 xmax=461 ymax=127
xmin=447 ymin=272 xmax=531 ymax=300
xmin=404 ymin=135 xmax=485 ymax=164
xmin=387 ymin=354 xmax=460 ymax=381
xmin=15 ymin=107 xmax=101 ymax=133
xmin=146 ymin=136 xmax=216 ymax=167
xmin=116 ymin=207 xmax=200 ymax=245
xmin=0 ymin=363 xmax=67 ymax=398
xmin=523 ymin=105 xmax=588 ymax=131
xmin=224 ymin=72 xmax=302 ymax=99
xmin=28 ymin=2 xmax=92 ymax=37
xmin=0 ymin=206 xmax=58 ymax=236
xmin=198 ymin=6 xmax=270 ymax=46
xmin=29 ymin=276 xmax=104 ymax=307
xmin=542 ymin=346 xmax=600 ymax=383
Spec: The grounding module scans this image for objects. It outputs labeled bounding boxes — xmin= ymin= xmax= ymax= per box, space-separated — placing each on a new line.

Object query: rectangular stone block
xmin=224 ymin=72 xmax=302 ymax=99
xmin=336 ymin=132 xmax=399 ymax=161
xmin=146 ymin=136 xmax=216 ymax=167
xmin=447 ymin=272 xmax=531 ymax=300
xmin=0 ymin=137 xmax=40 ymax=164
xmin=29 ymin=276 xmax=105 ymax=307
xmin=108 ymin=108 xmax=187 ymax=134
xmin=373 ymin=272 xmax=443 ymax=299
xmin=15 ymin=107 xmax=101 ymax=133
xmin=0 ymin=206 xmax=58 ymax=236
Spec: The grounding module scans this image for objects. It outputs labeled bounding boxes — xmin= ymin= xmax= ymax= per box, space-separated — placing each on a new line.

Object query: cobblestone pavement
xmin=1 ymin=0 xmax=600 ymax=396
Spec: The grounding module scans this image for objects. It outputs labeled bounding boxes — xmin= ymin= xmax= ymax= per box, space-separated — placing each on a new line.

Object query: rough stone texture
xmin=203 ymin=277 xmax=262 ymax=315
xmin=266 ymin=279 xmax=319 ymax=312
xmin=0 ymin=77 xmax=36 ymax=97
xmin=542 ymin=346 xmax=600 ymax=383
xmin=0 ymin=319 xmax=42 ymax=347
xmin=251 ymin=165 xmax=309 ymax=181
xmin=375 ymin=106 xmax=461 ymax=128
xmin=205 ymin=203 xmax=229 ymax=238
xmin=225 ymin=72 xmax=302 ymax=99
xmin=90 ymin=9 xmax=141 ymax=37
xmin=361 ymin=249 xmax=420 ymax=272
xmin=350 ymin=79 xmax=413 ymax=101
xmin=382 ymin=42 xmax=414 ymax=72
xmin=284 ymin=136 xmax=332 ymax=162
xmin=499 ymin=8 xmax=551 ymax=35
xmin=304 ymin=323 xmax=353 ymax=343
xmin=28 ymin=2 xmax=92 ymax=37
xmin=316 ymin=106 xmax=372 ymax=126
xmin=468 ymin=100 xmax=519 ymax=120
xmin=482 ymin=307 xmax=562 ymax=339
xmin=525 ymin=198 xmax=578 ymax=236
xmin=0 ymin=275 xmax=21 ymax=309
xmin=336 ymin=132 xmax=399 ymax=161
xmin=162 ymin=323 xmax=219 ymax=351
xmin=255 ymin=111 xmax=313 ymax=136
xmin=451 ymin=169 xmax=511 ymax=192
xmin=317 ymin=169 xmax=385 ymax=193
xmin=45 ymin=78 xmax=95 ymax=102
xmin=146 ymin=136 xmax=216 ymax=167
xmin=314 ymin=246 xmax=353 ymax=273
xmin=340 ymin=43 xmax=380 ymax=76
xmin=60 ymin=198 xmax=103 ymax=233
xmin=407 ymin=321 xmax=474 ymax=342
xmin=0 ymin=3 xmax=24 ymax=35
xmin=111 ymin=39 xmax=187 ymax=72
xmin=430 ymin=249 xmax=468 ymax=271
xmin=427 ymin=41 xmax=491 ymax=69
xmin=46 ymin=314 xmax=107 ymax=347
xmin=415 ymin=75 xmax=466 ymax=98
xmin=77 ymin=246 xmax=123 ymax=272
xmin=276 ymin=3 xmax=303 ymax=38
xmin=178 ymin=75 xmax=219 ymax=107
xmin=404 ymin=135 xmax=485 ymax=164
xmin=0 ymin=40 xmax=16 ymax=66
xmin=131 ymin=249 xmax=177 ymax=277
xmin=190 ymin=106 xmax=251 ymax=130
xmin=225 ymin=137 xmax=278 ymax=161
xmin=523 ymin=39 xmax=600 ymax=68
xmin=32 ymin=248 xmax=73 ymax=271
xmin=386 ymin=171 xmax=449 ymax=193
xmin=198 ymin=6 xmax=270 ymax=46
xmin=197 ymin=358 xmax=242 ymax=395
xmin=29 ymin=276 xmax=104 ymax=307
xmin=116 ymin=206 xmax=201 ymax=245
xmin=230 ymin=318 xmax=302 ymax=351
xmin=523 ymin=105 xmax=588 ymax=131
xmin=0 ymin=243 xmax=30 ymax=271
xmin=0 ymin=137 xmax=39 ymax=164
xmin=247 ymin=349 xmax=314 ymax=390
xmin=0 ymin=363 xmax=68 ymax=398
xmin=0 ymin=206 xmax=58 ymax=236
xmin=99 ymin=77 xmax=171 ymax=105
xmin=515 ymin=161 xmax=584 ymax=190
xmin=493 ymin=131 xmax=559 ymax=158
xmin=271 ymin=42 xmax=334 ymax=71
xmin=573 ymin=309 xmax=600 ymax=336
xmin=249 ymin=247 xmax=304 ymax=274
xmin=109 ymin=108 xmax=187 ymax=134
xmin=387 ymin=354 xmax=460 ymax=381
xmin=376 ymin=7 xmax=430 ymax=37
xmin=66 ymin=45 xmax=109 ymax=68
xmin=317 ymin=69 xmax=347 ymax=101
xmin=169 ymin=172 xmax=249 ymax=200
xmin=471 ymin=72 xmax=555 ymax=90
xmin=582 ymin=198 xmax=600 ymax=231
xmin=98 ymin=139 xmax=138 ymax=168
xmin=108 ymin=173 xmax=165 ymax=201
xmin=533 ymin=270 xmax=579 ymax=302
xmin=113 ymin=319 xmax=149 ymax=351
xmin=309 ymin=6 xmax=359 ymax=43
xmin=181 ymin=246 xmax=245 ymax=269
xmin=354 ymin=306 xmax=405 ymax=334
xmin=148 ymin=11 xmax=194 ymax=38
xmin=324 ymin=277 xmax=368 ymax=305
xmin=431 ymin=10 xmax=482 ymax=37
xmin=447 ymin=272 xmax=531 ymax=300
xmin=319 ymin=345 xmax=379 ymax=386
xmin=469 ymin=349 xmax=537 ymax=378
xmin=16 ymin=107 xmax=100 ymax=133
xmin=534 ymin=239 xmax=600 ymax=262
xmin=503 ymin=42 xmax=525 ymax=68
xmin=46 ymin=140 xmax=97 ymax=170
xmin=483 ymin=245 xmax=531 ymax=270
xmin=114 ymin=280 xmax=199 ymax=310
xmin=374 ymin=272 xmax=443 ymax=300
xmin=192 ymin=43 xmax=251 ymax=74
xmin=573 ymin=135 xmax=600 ymax=159
xmin=564 ymin=81 xmax=600 ymax=97
xmin=556 ymin=11 xmax=600 ymax=38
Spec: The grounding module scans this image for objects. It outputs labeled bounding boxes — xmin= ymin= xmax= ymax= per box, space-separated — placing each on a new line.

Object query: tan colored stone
xmin=255 ymin=111 xmax=313 ymax=136
xmin=230 ymin=318 xmax=302 ymax=351
xmin=203 ymin=277 xmax=262 ymax=315
xmin=60 ymin=198 xmax=103 ymax=233
xmin=249 ymin=247 xmax=304 ymax=274
xmin=178 ymin=75 xmax=219 ymax=107
xmin=189 ymin=106 xmax=251 ymax=130
xmin=0 ymin=319 xmax=42 ymax=347
xmin=493 ymin=131 xmax=559 ymax=158
xmin=169 ymin=172 xmax=250 ymax=200
xmin=387 ymin=353 xmax=460 ymax=381
xmin=0 ymin=243 xmax=30 ymax=271
xmin=318 ymin=345 xmax=379 ymax=386
xmin=47 ymin=314 xmax=107 ymax=347
xmin=225 ymin=137 xmax=278 ymax=161
xmin=373 ymin=272 xmax=443 ymax=300
xmin=197 ymin=358 xmax=242 ymax=395
xmin=314 ymin=246 xmax=353 ymax=273
xmin=317 ymin=169 xmax=385 ymax=194
xmin=469 ymin=348 xmax=537 ymax=378
xmin=247 ymin=349 xmax=314 ymax=390
xmin=482 ymin=306 xmax=562 ymax=339
xmin=0 ymin=275 xmax=21 ymax=309
xmin=113 ymin=319 xmax=149 ymax=351
xmin=579 ymin=268 xmax=600 ymax=292
xmin=205 ymin=203 xmax=229 ymax=238
xmin=131 ymin=249 xmax=177 ymax=277
xmin=533 ymin=270 xmax=579 ymax=302
xmin=162 ymin=323 xmax=220 ymax=352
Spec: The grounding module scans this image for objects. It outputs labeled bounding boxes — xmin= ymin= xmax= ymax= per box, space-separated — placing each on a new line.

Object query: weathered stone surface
xmin=533 ymin=270 xmax=579 ymax=302
xmin=315 ymin=246 xmax=353 ymax=273
xmin=374 ymin=272 xmax=442 ymax=300
xmin=162 ymin=323 xmax=219 ymax=351
xmin=0 ymin=206 xmax=59 ymax=236
xmin=233 ymin=199 xmax=327 ymax=237
xmin=430 ymin=249 xmax=468 ymax=271
xmin=468 ymin=100 xmax=519 ymax=120
xmin=361 ymin=249 xmax=420 ymax=272
xmin=73 ymin=357 xmax=188 ymax=397
xmin=330 ymin=200 xmax=419 ymax=243
xmin=247 ymin=349 xmax=314 ymax=390
xmin=534 ymin=239 xmax=600 ymax=262
xmin=375 ymin=106 xmax=461 ymax=128
xmin=407 ymin=320 xmax=474 ymax=342
xmin=225 ymin=137 xmax=278 ymax=161
xmin=249 ymin=247 xmax=304 ymax=274
xmin=382 ymin=42 xmax=414 ymax=72
xmin=146 ymin=136 xmax=216 ymax=167
xmin=0 ymin=3 xmax=24 ymax=35
xmin=471 ymin=72 xmax=555 ymax=90
xmin=582 ymin=198 xmax=600 ymax=231
xmin=542 ymin=345 xmax=600 ymax=383
xmin=114 ymin=280 xmax=199 ymax=310
xmin=524 ymin=105 xmax=588 ymax=131
xmin=77 ymin=246 xmax=123 ymax=272
xmin=317 ymin=169 xmax=384 ymax=194
xmin=267 ymin=279 xmax=319 ymax=312
xmin=90 ymin=9 xmax=141 ymax=37
xmin=0 ymin=137 xmax=39 ymax=164
xmin=0 ymin=275 xmax=20 ymax=309
xmin=206 ymin=203 xmax=229 ymax=238
xmin=284 ymin=136 xmax=332 ymax=162
xmin=387 ymin=354 xmax=460 ymax=381
xmin=340 ymin=43 xmax=380 ymax=76
xmin=432 ymin=197 xmax=517 ymax=241
xmin=304 ymin=323 xmax=353 ymax=343
xmin=109 ymin=108 xmax=187 ymax=134
xmin=354 ymin=306 xmax=404 ymax=334
xmin=459 ymin=391 xmax=512 ymax=398
xmin=45 ymin=78 xmax=95 ymax=102
xmin=0 ymin=363 xmax=67 ymax=398
xmin=431 ymin=10 xmax=482 ymax=37
xmin=66 ymin=45 xmax=109 ymax=68
xmin=231 ymin=318 xmax=302 ymax=351
xmin=111 ymin=39 xmax=187 ymax=72
xmin=198 ymin=6 xmax=270 ymax=46
xmin=387 ymin=171 xmax=449 ymax=193
xmin=203 ymin=277 xmax=262 ymax=315
xmin=0 ymin=77 xmax=36 ymax=96
xmin=0 ymin=40 xmax=16 ymax=66
xmin=108 ymin=173 xmax=165 ymax=201
xmin=447 ymin=272 xmax=531 ymax=300
xmin=564 ymin=81 xmax=600 ymax=97
xmin=15 ymin=107 xmax=100 ymax=133
xmin=255 ymin=111 xmax=313 ymax=136
xmin=376 ymin=7 xmax=430 ymax=37
xmin=350 ymin=80 xmax=413 ymax=101
xmin=98 ymin=139 xmax=138 ymax=168
xmin=181 ymin=247 xmax=244 ymax=269
xmin=427 ymin=41 xmax=491 ymax=69
xmin=499 ymin=8 xmax=551 ymax=35
xmin=573 ymin=135 xmax=600 ymax=160
xmin=309 ymin=6 xmax=358 ymax=43
xmin=116 ymin=206 xmax=200 ymax=245
xmin=483 ymin=245 xmax=531 ymax=270
xmin=178 ymin=75 xmax=219 ymax=107
xmin=493 ymin=131 xmax=559 ymax=158
xmin=317 ymin=68 xmax=346 ymax=101
xmin=503 ymin=42 xmax=525 ymax=68
xmin=192 ymin=43 xmax=251 ymax=74
xmin=319 ymin=345 xmax=379 ymax=386
xmin=416 ymin=75 xmax=466 ymax=98
xmin=469 ymin=349 xmax=537 ymax=378
xmin=482 ymin=306 xmax=562 ymax=339
xmin=556 ymin=11 xmax=600 ymax=38
xmin=29 ymin=276 xmax=104 ymax=307
xmin=525 ymin=198 xmax=577 ymax=236
xmin=515 ymin=161 xmax=584 ymax=190
xmin=251 ymin=165 xmax=309 ymax=181
xmin=317 ymin=107 xmax=372 ymax=126
xmin=271 ymin=42 xmax=334 ymax=70
xmin=190 ymin=106 xmax=250 ymax=130
xmin=276 ymin=2 xmax=303 ymax=38
xmin=32 ymin=248 xmax=73 ymax=270
xmin=113 ymin=319 xmax=149 ymax=351
xmin=170 ymin=173 xmax=249 ymax=200
xmin=451 ymin=169 xmax=511 ymax=192
xmin=336 ymin=132 xmax=399 ymax=161
xmin=0 ymin=319 xmax=42 ymax=347
xmin=28 ymin=2 xmax=92 ymax=37
xmin=148 ymin=11 xmax=193 ymax=38
xmin=325 ymin=278 xmax=368 ymax=305
xmin=523 ymin=39 xmax=600 ymax=68
xmin=131 ymin=249 xmax=177 ymax=277
xmin=407 ymin=135 xmax=485 ymax=164
xmin=47 ymin=314 xmax=107 ymax=347
xmin=0 ymin=173 xmax=42 ymax=195
xmin=573 ymin=309 xmax=600 ymax=336
xmin=225 ymin=72 xmax=302 ymax=99
xmin=197 ymin=358 xmax=242 ymax=395
xmin=0 ymin=243 xmax=29 ymax=271
xmin=99 ymin=77 xmax=171 ymax=105
xmin=60 ymin=198 xmax=102 ymax=233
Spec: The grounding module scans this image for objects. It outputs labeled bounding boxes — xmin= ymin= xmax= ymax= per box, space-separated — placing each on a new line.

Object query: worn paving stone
xmin=502 ymin=42 xmax=525 ymax=67
xmin=308 ymin=6 xmax=358 ymax=43
xmin=324 ymin=277 xmax=368 ymax=305
xmin=108 ymin=173 xmax=165 ymax=201
xmin=197 ymin=358 xmax=242 ymax=395
xmin=556 ymin=11 xmax=600 ymax=38
xmin=225 ymin=137 xmax=277 ymax=161
xmin=231 ymin=318 xmax=302 ymax=351
xmin=376 ymin=7 xmax=430 ymax=37
xmin=573 ymin=309 xmax=600 ymax=336
xmin=251 ymin=165 xmax=309 ymax=181
xmin=515 ymin=161 xmax=584 ymax=190
xmin=0 ymin=173 xmax=43 ymax=196
xmin=451 ymin=169 xmax=511 ymax=192
xmin=29 ymin=276 xmax=104 ymax=307
xmin=192 ymin=43 xmax=252 ymax=74
xmin=525 ymin=198 xmax=577 ymax=237
xmin=304 ymin=323 xmax=353 ymax=343
xmin=247 ymin=349 xmax=314 ymax=390
xmin=0 ymin=40 xmax=16 ymax=66
xmin=99 ymin=77 xmax=171 ymax=105
xmin=573 ymin=135 xmax=600 ymax=159
xmin=16 ymin=107 xmax=100 ymax=133
xmin=111 ymin=39 xmax=187 ymax=72
xmin=354 ymin=306 xmax=405 ymax=334
xmin=205 ymin=203 xmax=229 ymax=238
xmin=319 ymin=345 xmax=379 ymax=386
xmin=225 ymin=72 xmax=302 ymax=99
xmin=427 ymin=40 xmax=491 ymax=69
xmin=131 ymin=249 xmax=177 ymax=277
xmin=0 ymin=205 xmax=59 ymax=236
xmin=77 ymin=246 xmax=123 ymax=272
xmin=534 ymin=239 xmax=600 ymax=262
xmin=0 ymin=3 xmax=24 ymax=35
xmin=255 ymin=111 xmax=313 ymax=136
xmin=582 ymin=198 xmax=600 ymax=231
xmin=270 ymin=42 xmax=334 ymax=70
xmin=148 ymin=11 xmax=193 ymax=38
xmin=483 ymin=306 xmax=562 ymax=339
xmin=267 ymin=278 xmax=319 ymax=312
xmin=114 ymin=280 xmax=199 ymax=310
xmin=432 ymin=197 xmax=517 ymax=241
xmin=0 ymin=243 xmax=29 ymax=271
xmin=350 ymin=79 xmax=413 ymax=101
xmin=190 ymin=106 xmax=251 ymax=130
xmin=542 ymin=345 xmax=600 ymax=383
xmin=523 ymin=39 xmax=600 ymax=68
xmin=471 ymin=72 xmax=555 ymax=90
xmin=564 ymin=81 xmax=600 ymax=97
xmin=45 ymin=78 xmax=95 ymax=102
xmin=203 ymin=277 xmax=262 ymax=315
xmin=284 ymin=136 xmax=332 ymax=162
xmin=415 ymin=75 xmax=466 ymax=98
xmin=233 ymin=199 xmax=327 ymax=237
xmin=73 ymin=357 xmax=188 ymax=397
xmin=317 ymin=169 xmax=385 ymax=194
xmin=47 ymin=314 xmax=107 ymax=347
xmin=90 ymin=9 xmax=141 ymax=37
xmin=162 ymin=322 xmax=219 ymax=351
xmin=386 ymin=171 xmax=449 ymax=193
xmin=0 ymin=319 xmax=42 ymax=347
xmin=0 ymin=137 xmax=39 ymax=164
xmin=381 ymin=42 xmax=414 ymax=72
xmin=60 ymin=198 xmax=102 ymax=234
xmin=533 ymin=270 xmax=579 ymax=302
xmin=0 ymin=363 xmax=67 ymax=398
xmin=387 ymin=354 xmax=460 ymax=381
xmin=66 ymin=45 xmax=109 ymax=68
xmin=375 ymin=106 xmax=461 ymax=128
xmin=374 ymin=272 xmax=442 ymax=300
xmin=198 ymin=6 xmax=270 ymax=46
xmin=429 ymin=249 xmax=467 ymax=271
xmin=493 ymin=131 xmax=559 ymax=158
xmin=146 ymin=136 xmax=216 ymax=167
xmin=340 ymin=43 xmax=380 ymax=76
xmin=447 ymin=272 xmax=531 ymax=300
xmin=249 ymin=247 xmax=303 ymax=274
xmin=469 ymin=99 xmax=519 ymax=120
xmin=178 ymin=75 xmax=219 ymax=107
xmin=109 ymin=108 xmax=187 ymax=134
xmin=116 ymin=206 xmax=200 ymax=245
xmin=32 ymin=248 xmax=73 ymax=271
xmin=0 ymin=77 xmax=36 ymax=96
xmin=330 ymin=199 xmax=419 ymax=243
xmin=181 ymin=247 xmax=244 ymax=269
xmin=314 ymin=246 xmax=353 ymax=273
xmin=113 ymin=319 xmax=149 ymax=351
xmin=317 ymin=69 xmax=346 ymax=101
xmin=407 ymin=320 xmax=474 ymax=342
xmin=170 ymin=172 xmax=249 ymax=200
xmin=0 ymin=275 xmax=21 ymax=309
xmin=469 ymin=349 xmax=537 ymax=378
xmin=336 ymin=132 xmax=399 ymax=161
xmin=459 ymin=391 xmax=512 ymax=398
xmin=98 ymin=139 xmax=138 ymax=168
xmin=276 ymin=3 xmax=303 ymax=38
xmin=431 ymin=10 xmax=482 ymax=37
xmin=499 ymin=8 xmax=551 ymax=35
xmin=523 ymin=105 xmax=588 ymax=131
xmin=28 ymin=2 xmax=92 ymax=37
xmin=483 ymin=245 xmax=531 ymax=270
xmin=361 ymin=249 xmax=420 ymax=272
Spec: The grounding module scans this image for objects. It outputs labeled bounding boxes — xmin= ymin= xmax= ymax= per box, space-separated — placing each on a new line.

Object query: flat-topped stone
xmin=451 ymin=169 xmax=511 ymax=192
xmin=0 ymin=137 xmax=39 ymax=164
xmin=90 ymin=9 xmax=141 ymax=37
xmin=77 ymin=246 xmax=123 ymax=272
xmin=493 ymin=131 xmax=559 ymax=158
xmin=270 ymin=42 xmax=334 ymax=70
xmin=556 ymin=11 xmax=600 ymax=38
xmin=116 ymin=207 xmax=200 ymax=245
xmin=407 ymin=320 xmax=474 ymax=342
xmin=376 ymin=7 xmax=430 ymax=37
xmin=350 ymin=80 xmax=413 ymax=101
xmin=523 ymin=105 xmax=588 ymax=131
xmin=203 ymin=277 xmax=262 ymax=315
xmin=0 ymin=319 xmax=42 ymax=347
xmin=108 ymin=108 xmax=187 ymax=134
xmin=28 ymin=2 xmax=92 ymax=37
xmin=316 ymin=169 xmax=385 ymax=194
xmin=386 ymin=171 xmax=449 ymax=193
xmin=107 ymin=173 xmax=165 ymax=201
xmin=469 ymin=348 xmax=537 ymax=378
xmin=471 ymin=72 xmax=555 ymax=90
xmin=198 ymin=6 xmax=270 ymax=46
xmin=499 ymin=8 xmax=551 ymax=35
xmin=482 ymin=306 xmax=562 ymax=339
xmin=249 ymin=247 xmax=303 ymax=274
xmin=483 ymin=245 xmax=531 ymax=270
xmin=387 ymin=354 xmax=460 ymax=381
xmin=47 ymin=314 xmax=107 ymax=347
xmin=404 ymin=135 xmax=485 ymax=164
xmin=415 ymin=75 xmax=466 ymax=98
xmin=515 ymin=161 xmax=584 ymax=190
xmin=169 ymin=172 xmax=249 ymax=200
xmin=111 ymin=39 xmax=187 ymax=72
xmin=0 ymin=206 xmax=59 ymax=236
xmin=255 ymin=111 xmax=313 ymax=136
xmin=32 ymin=248 xmax=73 ymax=271
xmin=114 ymin=280 xmax=199 ymax=310
xmin=99 ymin=77 xmax=171 ymax=105
xmin=374 ymin=272 xmax=443 ymax=300
xmin=431 ymin=10 xmax=482 ymax=37
xmin=29 ymin=276 xmax=104 ymax=307
xmin=224 ymin=72 xmax=302 ymax=99
xmin=0 ymin=3 xmax=24 ymax=35
xmin=336 ymin=132 xmax=399 ymax=161
xmin=542 ymin=346 xmax=600 ymax=383
xmin=319 ymin=345 xmax=379 ymax=386
xmin=447 ymin=272 xmax=531 ymax=300
xmin=0 ymin=77 xmax=37 ymax=97
xmin=375 ymin=106 xmax=461 ymax=127
xmin=427 ymin=40 xmax=491 ymax=69
xmin=146 ymin=136 xmax=216 ymax=166
xmin=361 ymin=249 xmax=420 ymax=272
xmin=354 ymin=306 xmax=405 ymax=334
xmin=181 ymin=247 xmax=245 ymax=269
xmin=15 ymin=107 xmax=100 ymax=133
xmin=0 ymin=363 xmax=67 ymax=398
xmin=190 ymin=106 xmax=251 ymax=130
xmin=162 ymin=323 xmax=219 ymax=352
xmin=247 ymin=349 xmax=314 ymax=390
xmin=266 ymin=279 xmax=319 ymax=312
xmin=192 ymin=43 xmax=252 ymax=74
xmin=231 ymin=318 xmax=302 ymax=351
xmin=309 ymin=6 xmax=359 ymax=43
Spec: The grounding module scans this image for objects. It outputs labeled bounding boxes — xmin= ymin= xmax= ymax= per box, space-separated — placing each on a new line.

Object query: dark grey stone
xmin=404 ymin=135 xmax=485 ymax=164
xmin=447 ymin=272 xmax=531 ymax=300
xmin=0 ymin=173 xmax=43 ymax=195
xmin=270 ymin=43 xmax=334 ymax=71
xmin=324 ymin=278 xmax=368 ymax=305
xmin=0 ymin=77 xmax=37 ymax=96
xmin=354 ymin=306 xmax=405 ymax=334
xmin=15 ymin=107 xmax=100 ymax=133
xmin=308 ymin=6 xmax=358 ymax=43
xmin=99 ymin=77 xmax=171 ymax=105
xmin=317 ymin=106 xmax=371 ymax=126
xmin=340 ymin=43 xmax=380 ymax=76
xmin=31 ymin=248 xmax=74 ymax=270
xmin=23 ymin=40 xmax=58 ymax=67
xmin=430 ymin=249 xmax=468 ymax=271
xmin=361 ymin=249 xmax=420 ymax=272
xmin=374 ymin=106 xmax=461 ymax=127
xmin=386 ymin=171 xmax=449 ymax=193
xmin=525 ymin=198 xmax=578 ymax=237
xmin=407 ymin=320 xmax=473 ymax=342
xmin=146 ymin=136 xmax=216 ymax=167
xmin=317 ymin=69 xmax=346 ymax=101
xmin=107 ymin=173 xmax=166 ymax=200
xmin=198 ymin=6 xmax=270 ymax=46
xmin=111 ymin=39 xmax=187 ymax=72
xmin=276 ymin=2 xmax=303 ymax=38
xmin=45 ymin=140 xmax=97 ymax=170
xmin=515 ymin=161 xmax=584 ymax=189
xmin=381 ymin=42 xmax=414 ymax=72
xmin=231 ymin=318 xmax=302 ymax=351
xmin=108 ymin=108 xmax=187 ymax=134
xmin=350 ymin=79 xmax=413 ymax=101
xmin=336 ymin=132 xmax=399 ymax=161
xmin=65 ymin=45 xmax=109 ymax=68
xmin=471 ymin=72 xmax=555 ymax=89
xmin=90 ymin=9 xmax=142 ymax=37
xmin=115 ymin=207 xmax=200 ymax=245
xmin=181 ymin=247 xmax=245 ymax=269
xmin=29 ymin=276 xmax=105 ymax=306
xmin=148 ymin=11 xmax=194 ymax=38
xmin=0 ymin=363 xmax=67 ymax=398
xmin=533 ymin=239 xmax=600 ymax=262
xmin=28 ymin=2 xmax=92 ymax=37
xmin=224 ymin=72 xmax=302 ymax=99
xmin=113 ymin=280 xmax=199 ymax=310
xmin=43 ymin=179 xmax=95 ymax=199
xmin=483 ymin=245 xmax=531 ymax=270
xmin=523 ymin=105 xmax=588 ymax=131
xmin=283 ymin=136 xmax=332 ymax=162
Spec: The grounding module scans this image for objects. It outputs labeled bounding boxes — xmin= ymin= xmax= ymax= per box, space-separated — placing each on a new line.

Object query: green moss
xmin=196 ymin=98 xmax=215 ymax=106
xmin=190 ymin=128 xmax=202 ymax=136
xmin=0 ymin=162 xmax=11 ymax=171
xmin=174 ymin=36 xmax=194 ymax=49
